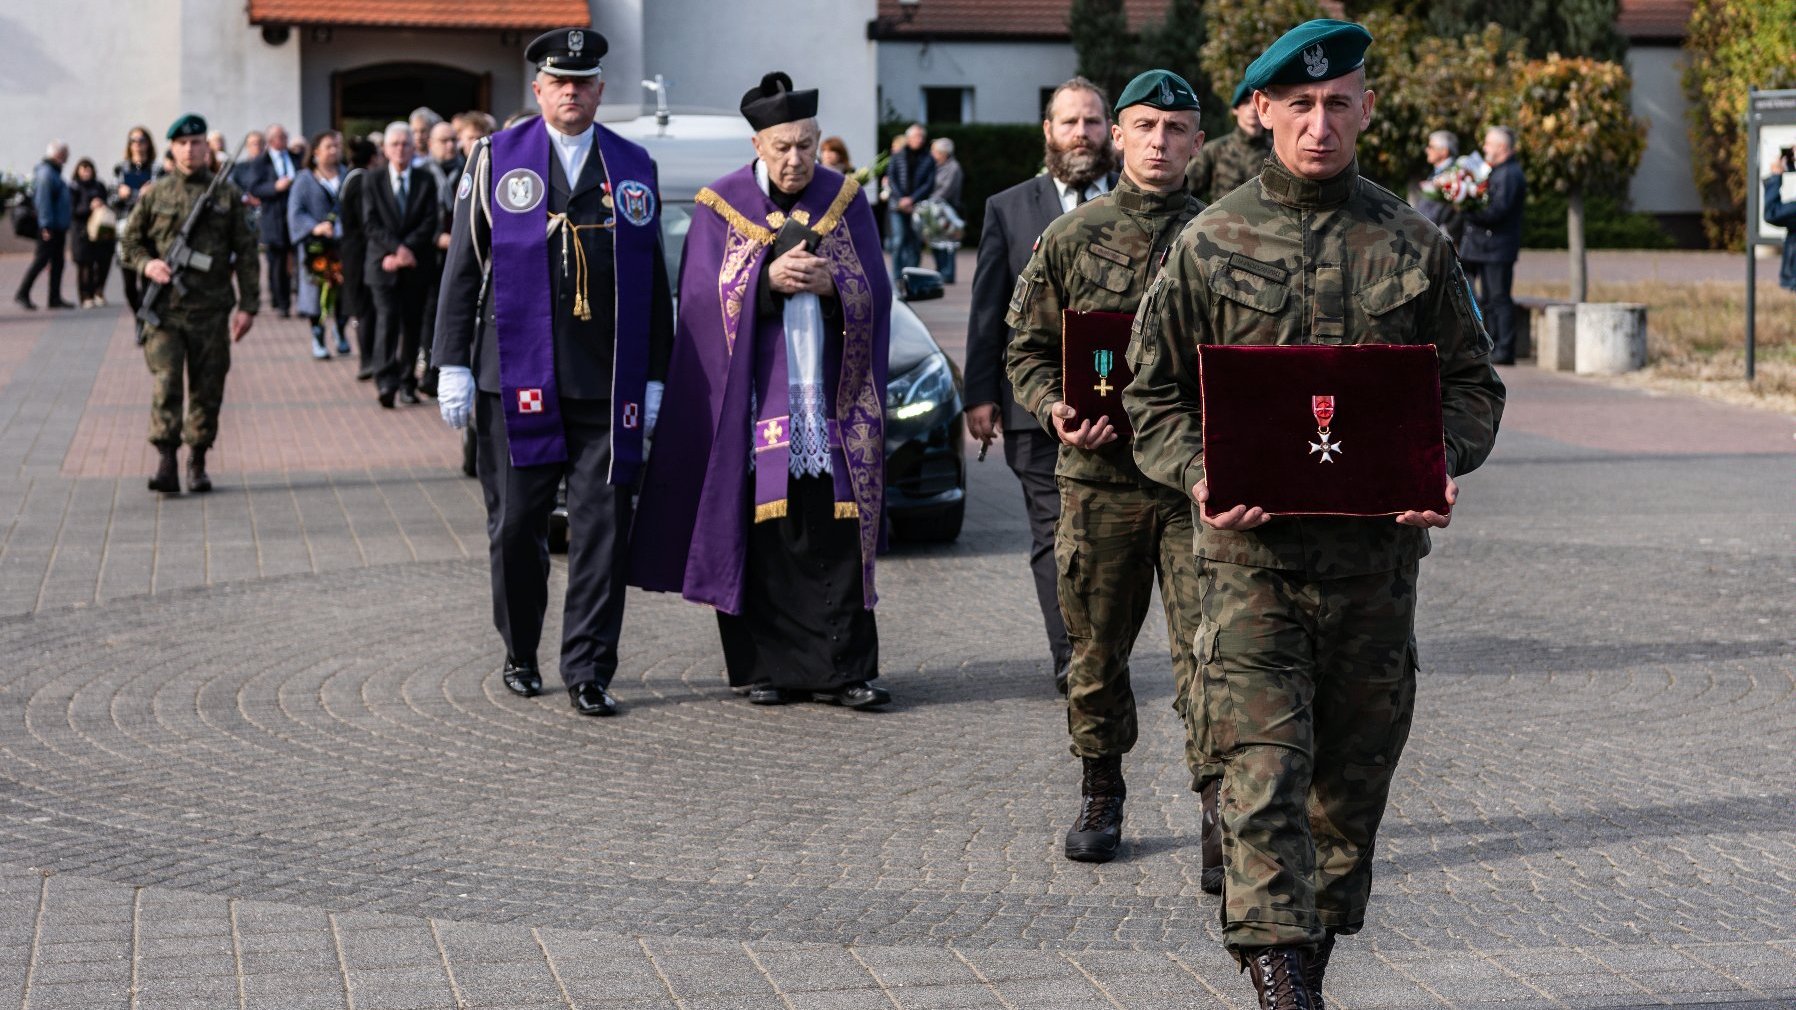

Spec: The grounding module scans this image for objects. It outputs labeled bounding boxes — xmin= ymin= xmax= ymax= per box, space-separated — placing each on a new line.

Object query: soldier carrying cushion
xmin=1124 ymin=21 xmax=1505 ymax=1009
xmin=118 ymin=114 xmax=259 ymax=494
xmin=1005 ymin=70 xmax=1218 ymax=875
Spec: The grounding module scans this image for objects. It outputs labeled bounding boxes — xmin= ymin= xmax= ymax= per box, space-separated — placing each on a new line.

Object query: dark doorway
xmin=333 ymin=63 xmax=491 ymax=140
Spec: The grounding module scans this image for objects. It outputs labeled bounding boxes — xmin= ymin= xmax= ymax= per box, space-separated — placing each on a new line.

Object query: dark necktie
xmin=395 ymin=173 xmax=407 ymax=206
xmin=1074 ymin=186 xmax=1089 ymax=207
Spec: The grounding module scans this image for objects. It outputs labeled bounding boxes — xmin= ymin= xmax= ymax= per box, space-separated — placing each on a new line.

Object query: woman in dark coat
xmin=68 ymin=159 xmax=115 ymax=308
xmin=111 ymin=127 xmax=159 ymax=313
xmin=337 ymin=137 xmax=380 ymax=378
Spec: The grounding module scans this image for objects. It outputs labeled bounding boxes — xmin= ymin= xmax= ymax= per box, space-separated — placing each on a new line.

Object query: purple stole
xmin=629 ymin=164 xmax=891 ymax=615
xmin=488 ymin=119 xmax=657 ymax=482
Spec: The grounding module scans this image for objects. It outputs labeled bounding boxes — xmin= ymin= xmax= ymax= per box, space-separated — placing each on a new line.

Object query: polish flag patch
xmin=517 ymin=388 xmax=544 ymax=414
xmin=621 ymin=402 xmax=640 ymax=429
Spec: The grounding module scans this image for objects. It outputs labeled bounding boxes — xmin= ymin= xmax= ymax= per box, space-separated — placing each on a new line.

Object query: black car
xmin=464 ymin=112 xmax=966 ymax=548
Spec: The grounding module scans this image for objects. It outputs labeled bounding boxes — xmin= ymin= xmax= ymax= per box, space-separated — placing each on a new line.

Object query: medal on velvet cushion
xmin=1308 ymin=394 xmax=1343 ymax=463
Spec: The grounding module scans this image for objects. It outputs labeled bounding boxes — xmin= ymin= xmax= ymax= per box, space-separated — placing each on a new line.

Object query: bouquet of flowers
xmin=913 ymin=197 xmax=964 ymax=250
xmin=1420 ymin=154 xmax=1490 ymax=210
xmin=302 ymin=220 xmax=343 ymax=316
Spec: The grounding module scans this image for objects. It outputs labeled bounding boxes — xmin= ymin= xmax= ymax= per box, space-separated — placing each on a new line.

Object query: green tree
xmin=1068 ymin=0 xmax=1136 ymax=109
xmin=1683 ymin=0 xmax=1796 ymax=248
xmin=1511 ymin=56 xmax=1647 ymax=300
xmin=1421 ymin=0 xmax=1624 ymax=62
xmin=1136 ymin=0 xmax=1228 ymax=138
xmin=1199 ymin=0 xmax=1327 ymax=103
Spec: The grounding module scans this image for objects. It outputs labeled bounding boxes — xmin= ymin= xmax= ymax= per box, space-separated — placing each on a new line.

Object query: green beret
xmin=1113 ymin=69 xmax=1201 ymax=116
xmin=1231 ymin=81 xmax=1253 ymax=108
xmin=166 ymin=114 xmax=208 ymax=142
xmin=1241 ymin=19 xmax=1373 ymax=93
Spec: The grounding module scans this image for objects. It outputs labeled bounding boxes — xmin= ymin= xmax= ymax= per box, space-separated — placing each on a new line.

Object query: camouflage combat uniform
xmin=1123 ymin=157 xmax=1505 ymax=954
xmin=1185 ymin=126 xmax=1272 ymax=205
xmin=118 ymin=168 xmax=259 ymax=450
xmin=1005 ymin=174 xmax=1208 ymax=781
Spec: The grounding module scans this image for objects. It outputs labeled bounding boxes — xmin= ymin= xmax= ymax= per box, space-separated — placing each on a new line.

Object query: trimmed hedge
xmin=1519 ymin=189 xmax=1674 ymax=250
xmin=878 ymin=121 xmax=1046 ymax=246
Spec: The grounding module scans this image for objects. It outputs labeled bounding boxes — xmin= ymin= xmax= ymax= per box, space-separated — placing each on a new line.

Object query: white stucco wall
xmin=1627 ymin=44 xmax=1702 ymax=215
xmin=877 ymin=41 xmax=1079 ymax=125
xmin=0 ymin=0 xmax=183 ymax=177
xmin=641 ymin=0 xmax=880 ymax=164
xmin=180 ymin=0 xmax=301 ymax=150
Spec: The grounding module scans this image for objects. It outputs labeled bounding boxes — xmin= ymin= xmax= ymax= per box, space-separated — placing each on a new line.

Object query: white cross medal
xmin=1309 ymin=395 xmax=1343 ymax=462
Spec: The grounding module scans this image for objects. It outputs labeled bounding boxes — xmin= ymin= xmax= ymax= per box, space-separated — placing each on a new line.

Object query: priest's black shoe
xmin=568 ymin=681 xmax=617 ymax=716
xmin=815 ymin=682 xmax=890 ymax=709
xmin=500 ymin=657 xmax=541 ymax=697
xmin=1065 ymin=755 xmax=1125 ymax=863
xmin=1200 ymin=778 xmax=1223 ymax=895
xmin=747 ymin=684 xmax=787 ymax=705
xmin=147 ymin=444 xmax=180 ymax=493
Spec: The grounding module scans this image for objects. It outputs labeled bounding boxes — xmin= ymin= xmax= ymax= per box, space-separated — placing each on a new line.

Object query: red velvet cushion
xmin=1199 ymin=345 xmax=1449 ymax=517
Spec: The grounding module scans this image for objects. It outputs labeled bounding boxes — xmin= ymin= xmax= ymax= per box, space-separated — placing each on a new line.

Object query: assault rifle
xmin=135 ymin=140 xmax=247 ymax=345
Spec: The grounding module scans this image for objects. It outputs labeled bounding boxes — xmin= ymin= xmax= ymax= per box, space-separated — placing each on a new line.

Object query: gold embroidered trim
xmin=696 ymin=187 xmax=775 ymax=245
xmin=834 ymin=502 xmax=860 ymax=520
xmin=754 ymin=499 xmax=788 ymax=523
xmin=813 ymin=177 xmax=861 ymax=235
xmin=791 ymin=209 xmax=811 ymax=225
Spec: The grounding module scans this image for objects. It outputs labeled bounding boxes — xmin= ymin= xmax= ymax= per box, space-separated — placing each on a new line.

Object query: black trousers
xmin=16 ymin=229 xmax=67 ymax=304
xmin=476 ymin=392 xmax=631 ymax=688
xmin=263 ymin=242 xmax=292 ymax=313
xmin=1003 ymin=424 xmax=1071 ymax=672
xmin=369 ymin=273 xmax=426 ymax=394
xmin=1467 ymin=258 xmax=1516 ymax=362
xmin=76 ymin=240 xmax=115 ymax=301
xmin=717 ymin=473 xmax=878 ymax=692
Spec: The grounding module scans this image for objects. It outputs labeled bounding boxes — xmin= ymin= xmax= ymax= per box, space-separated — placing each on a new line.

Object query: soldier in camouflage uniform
xmin=1185 ymin=81 xmax=1273 ymax=204
xmin=119 ymin=114 xmax=259 ymax=494
xmin=1124 ymin=22 xmax=1504 ymax=1010
xmin=1005 ymin=70 xmax=1211 ymax=869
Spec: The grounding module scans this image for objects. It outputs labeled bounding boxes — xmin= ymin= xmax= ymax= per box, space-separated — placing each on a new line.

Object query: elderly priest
xmin=631 ymin=73 xmax=893 ymax=710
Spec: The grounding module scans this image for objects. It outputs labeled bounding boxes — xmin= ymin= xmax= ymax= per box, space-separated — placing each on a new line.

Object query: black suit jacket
xmin=1459 ymin=159 xmax=1525 ymax=264
xmin=362 ymin=167 xmax=440 ymax=288
xmin=432 ymin=135 xmax=673 ymax=401
xmin=337 ymin=168 xmax=371 ymax=315
xmin=239 ymin=150 xmax=298 ymax=246
xmin=966 ymin=174 xmax=1078 ymax=430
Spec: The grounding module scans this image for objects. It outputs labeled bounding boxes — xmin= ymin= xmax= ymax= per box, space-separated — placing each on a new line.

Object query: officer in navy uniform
xmin=433 ymin=27 xmax=673 ymax=716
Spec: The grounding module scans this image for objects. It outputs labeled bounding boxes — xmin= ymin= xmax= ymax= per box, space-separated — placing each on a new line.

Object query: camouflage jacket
xmin=118 ymin=168 xmax=259 ymax=321
xmin=1006 ymin=174 xmax=1205 ymax=484
xmin=1124 ymin=157 xmax=1506 ymax=578
xmin=1185 ymin=127 xmax=1271 ymax=205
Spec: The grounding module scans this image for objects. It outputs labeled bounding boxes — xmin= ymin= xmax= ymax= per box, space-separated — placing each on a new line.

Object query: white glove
xmin=437 ymin=365 xmax=474 ymax=429
xmin=644 ymin=380 xmax=664 ymax=438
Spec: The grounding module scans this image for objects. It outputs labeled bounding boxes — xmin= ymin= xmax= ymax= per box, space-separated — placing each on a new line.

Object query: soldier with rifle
xmin=119 ymin=114 xmax=259 ymax=494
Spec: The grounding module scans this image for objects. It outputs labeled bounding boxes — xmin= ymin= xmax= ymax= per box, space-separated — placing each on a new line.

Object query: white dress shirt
xmin=547 ymin=122 xmax=595 ymax=186
xmin=1054 ymin=175 xmax=1110 ymax=213
xmin=271 ymin=148 xmax=293 ymax=181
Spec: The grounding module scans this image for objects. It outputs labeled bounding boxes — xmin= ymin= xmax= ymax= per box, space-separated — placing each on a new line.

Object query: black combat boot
xmin=186 ymin=446 xmax=212 ymax=493
xmin=1243 ymin=947 xmax=1318 ymax=1010
xmin=1064 ymin=755 xmax=1125 ymax=863
xmin=147 ymin=444 xmax=180 ymax=493
xmin=1200 ymin=778 xmax=1223 ymax=895
xmin=1306 ymin=934 xmax=1336 ymax=1009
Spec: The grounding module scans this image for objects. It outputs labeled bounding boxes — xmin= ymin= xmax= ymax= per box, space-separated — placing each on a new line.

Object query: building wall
xmin=1626 ymin=44 xmax=1702 ymax=217
xmin=877 ymin=41 xmax=1078 ymax=125
xmin=297 ymin=29 xmax=531 ymax=138
xmin=182 ymin=0 xmax=301 ymax=149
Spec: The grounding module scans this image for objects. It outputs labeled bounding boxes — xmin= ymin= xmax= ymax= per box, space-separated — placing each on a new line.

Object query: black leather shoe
xmin=500 ymin=657 xmax=541 ymax=697
xmin=186 ymin=447 xmax=212 ymax=494
xmin=377 ymin=389 xmax=396 ymax=409
xmin=356 ymin=366 xmax=375 ymax=381
xmin=814 ymin=682 xmax=890 ymax=709
xmin=1200 ymin=778 xmax=1223 ymax=895
xmin=46 ymin=300 xmax=75 ymax=310
xmin=399 ymin=388 xmax=422 ymax=405
xmin=568 ymin=681 xmax=617 ymax=716
xmin=13 ymin=295 xmax=35 ymax=311
xmin=747 ymin=684 xmax=787 ymax=705
xmin=1065 ymin=755 xmax=1125 ymax=863
xmin=1054 ymin=661 xmax=1070 ymax=696
xmin=147 ymin=445 xmax=180 ymax=493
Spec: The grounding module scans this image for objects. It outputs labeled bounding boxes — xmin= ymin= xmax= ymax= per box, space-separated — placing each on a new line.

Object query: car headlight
xmin=885 ymin=354 xmax=955 ymax=423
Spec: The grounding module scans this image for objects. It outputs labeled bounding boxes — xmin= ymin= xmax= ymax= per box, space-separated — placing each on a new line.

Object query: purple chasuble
xmin=629 ymin=164 xmax=890 ymax=615
xmin=488 ymin=119 xmax=659 ymax=480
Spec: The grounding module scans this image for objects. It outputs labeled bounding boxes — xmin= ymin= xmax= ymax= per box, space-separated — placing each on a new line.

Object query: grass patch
xmin=1513 ymin=279 xmax=1796 ymax=413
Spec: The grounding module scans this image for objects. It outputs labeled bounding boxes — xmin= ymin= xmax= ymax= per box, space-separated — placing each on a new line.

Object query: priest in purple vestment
xmin=630 ymin=72 xmax=893 ymax=710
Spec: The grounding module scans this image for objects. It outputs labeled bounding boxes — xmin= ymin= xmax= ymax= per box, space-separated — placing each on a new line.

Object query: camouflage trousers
xmin=142 ymin=319 xmax=231 ymax=449
xmin=1193 ymin=559 xmax=1419 ymax=952
xmin=1055 ymin=476 xmax=1204 ymax=779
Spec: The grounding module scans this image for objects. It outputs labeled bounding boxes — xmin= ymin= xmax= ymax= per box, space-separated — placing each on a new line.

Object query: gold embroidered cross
xmin=1093 ymin=376 xmax=1114 ymax=396
xmin=762 ymin=419 xmax=785 ymax=443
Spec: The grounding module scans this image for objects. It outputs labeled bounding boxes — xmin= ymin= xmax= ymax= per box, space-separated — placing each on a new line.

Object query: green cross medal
xmin=1093 ymin=349 xmax=1114 ymax=396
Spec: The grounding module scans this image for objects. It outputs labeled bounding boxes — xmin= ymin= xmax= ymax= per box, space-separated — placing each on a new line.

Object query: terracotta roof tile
xmin=1616 ymin=0 xmax=1691 ymax=40
xmin=247 ymin=0 xmax=589 ymax=31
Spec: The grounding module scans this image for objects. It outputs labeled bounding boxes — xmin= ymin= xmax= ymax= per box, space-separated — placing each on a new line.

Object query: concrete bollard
xmin=1537 ymin=305 xmax=1578 ymax=372
xmin=1575 ymin=302 xmax=1648 ymax=375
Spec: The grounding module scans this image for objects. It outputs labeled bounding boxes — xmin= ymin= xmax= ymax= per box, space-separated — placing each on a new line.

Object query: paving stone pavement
xmin=1 ymin=253 xmax=1794 ymax=1008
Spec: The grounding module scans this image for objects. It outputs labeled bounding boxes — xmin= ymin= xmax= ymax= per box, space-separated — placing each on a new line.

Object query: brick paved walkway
xmin=1 ymin=253 xmax=1793 ymax=1009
